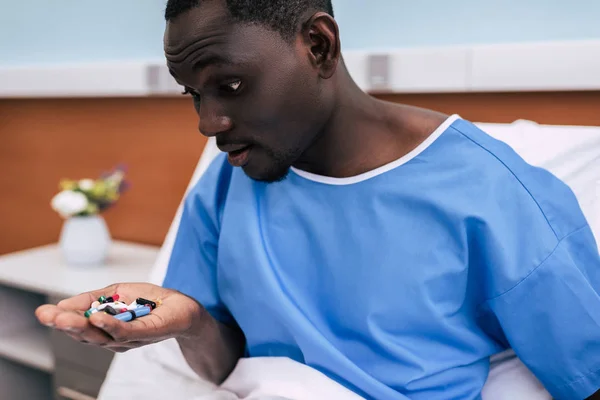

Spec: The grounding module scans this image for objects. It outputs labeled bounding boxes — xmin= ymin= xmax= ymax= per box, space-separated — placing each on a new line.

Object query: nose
xmin=197 ymin=98 xmax=233 ymax=137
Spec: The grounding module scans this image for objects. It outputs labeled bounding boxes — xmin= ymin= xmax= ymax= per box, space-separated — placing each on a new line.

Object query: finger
xmin=61 ymin=330 xmax=85 ymax=343
xmin=79 ymin=328 xmax=113 ymax=346
xmin=88 ymin=310 xmax=171 ymax=343
xmin=88 ymin=312 xmax=135 ymax=342
xmin=59 ymin=328 xmax=112 ymax=347
xmin=54 ymin=311 xmax=115 ymax=345
xmin=36 ymin=304 xmax=64 ymax=327
xmin=56 ymin=283 xmax=122 ymax=311
xmin=54 ymin=309 xmax=93 ymax=334
xmin=128 ymin=309 xmax=174 ymax=340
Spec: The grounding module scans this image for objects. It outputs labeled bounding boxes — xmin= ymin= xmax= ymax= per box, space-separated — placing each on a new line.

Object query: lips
xmin=225 ymin=144 xmax=253 ymax=167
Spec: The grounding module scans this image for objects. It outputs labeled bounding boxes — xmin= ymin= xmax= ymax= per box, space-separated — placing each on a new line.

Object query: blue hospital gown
xmin=163 ymin=115 xmax=600 ymax=399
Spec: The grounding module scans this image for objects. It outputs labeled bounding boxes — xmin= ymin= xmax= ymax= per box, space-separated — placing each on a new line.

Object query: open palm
xmin=35 ymin=282 xmax=203 ymax=352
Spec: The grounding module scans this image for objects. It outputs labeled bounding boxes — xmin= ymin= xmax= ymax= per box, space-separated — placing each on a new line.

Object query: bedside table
xmin=0 ymin=241 xmax=159 ymax=400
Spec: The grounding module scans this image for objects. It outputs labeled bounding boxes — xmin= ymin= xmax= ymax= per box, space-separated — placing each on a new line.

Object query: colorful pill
xmin=98 ymin=301 xmax=128 ymax=311
xmin=136 ymin=297 xmax=157 ymax=310
xmin=84 ymin=308 xmax=99 ymax=318
xmin=103 ymin=306 xmax=118 ymax=315
xmin=103 ymin=294 xmax=120 ymax=304
xmin=113 ymin=306 xmax=151 ymax=322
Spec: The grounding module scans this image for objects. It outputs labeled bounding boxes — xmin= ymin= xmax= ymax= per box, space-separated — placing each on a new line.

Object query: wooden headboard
xmin=1 ymin=91 xmax=599 ymax=255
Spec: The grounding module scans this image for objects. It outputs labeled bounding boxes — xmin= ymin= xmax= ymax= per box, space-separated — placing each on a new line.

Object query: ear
xmin=301 ymin=12 xmax=341 ymax=79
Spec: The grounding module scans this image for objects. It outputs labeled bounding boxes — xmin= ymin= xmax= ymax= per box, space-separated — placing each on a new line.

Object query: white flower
xmin=51 ymin=190 xmax=89 ymax=218
xmin=78 ymin=179 xmax=95 ymax=191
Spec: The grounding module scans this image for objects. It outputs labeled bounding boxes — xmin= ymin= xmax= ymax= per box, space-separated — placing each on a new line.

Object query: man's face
xmin=164 ymin=1 xmax=330 ymax=182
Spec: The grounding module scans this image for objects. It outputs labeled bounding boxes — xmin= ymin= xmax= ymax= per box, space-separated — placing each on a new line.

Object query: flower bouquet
xmin=51 ymin=166 xmax=129 ymax=218
xmin=51 ymin=166 xmax=129 ymax=266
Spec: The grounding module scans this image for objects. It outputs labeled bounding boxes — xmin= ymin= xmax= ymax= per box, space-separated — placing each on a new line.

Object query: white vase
xmin=59 ymin=215 xmax=111 ymax=266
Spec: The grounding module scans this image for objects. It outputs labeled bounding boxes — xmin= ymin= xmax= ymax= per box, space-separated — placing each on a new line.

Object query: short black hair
xmin=165 ymin=0 xmax=334 ymax=40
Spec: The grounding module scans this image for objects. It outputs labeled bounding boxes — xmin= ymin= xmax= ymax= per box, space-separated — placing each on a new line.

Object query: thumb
xmin=87 ymin=304 xmax=186 ymax=342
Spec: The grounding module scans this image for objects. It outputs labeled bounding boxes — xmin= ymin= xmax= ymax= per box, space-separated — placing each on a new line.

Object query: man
xmin=36 ymin=0 xmax=600 ymax=399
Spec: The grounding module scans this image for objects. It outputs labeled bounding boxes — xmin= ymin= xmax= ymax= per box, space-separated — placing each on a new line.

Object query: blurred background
xmin=0 ymin=1 xmax=599 ymax=399
xmin=4 ymin=0 xmax=600 ymax=63
xmin=1 ymin=0 xmax=600 ymax=255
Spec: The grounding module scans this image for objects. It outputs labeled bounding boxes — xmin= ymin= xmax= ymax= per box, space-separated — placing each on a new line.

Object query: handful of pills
xmin=84 ymin=294 xmax=161 ymax=322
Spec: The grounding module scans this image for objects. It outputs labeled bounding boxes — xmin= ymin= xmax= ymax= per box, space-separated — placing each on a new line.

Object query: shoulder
xmin=443 ymin=118 xmax=587 ymax=240
xmin=187 ymin=152 xmax=233 ymax=200
xmin=183 ymin=153 xmax=233 ymax=230
xmin=433 ymin=119 xmax=594 ymax=298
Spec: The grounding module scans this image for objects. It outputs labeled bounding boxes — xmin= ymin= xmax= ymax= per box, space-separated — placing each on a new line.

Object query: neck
xmin=293 ymin=67 xmax=448 ymax=178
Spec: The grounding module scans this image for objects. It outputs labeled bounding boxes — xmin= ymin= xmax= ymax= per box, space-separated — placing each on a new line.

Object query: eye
xmin=221 ymin=79 xmax=242 ymax=94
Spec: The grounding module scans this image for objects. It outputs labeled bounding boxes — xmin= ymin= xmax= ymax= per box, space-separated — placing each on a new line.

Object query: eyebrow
xmin=167 ymin=54 xmax=233 ymax=84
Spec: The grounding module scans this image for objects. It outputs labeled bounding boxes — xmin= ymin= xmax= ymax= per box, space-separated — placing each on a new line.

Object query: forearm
xmin=176 ymin=307 xmax=246 ymax=384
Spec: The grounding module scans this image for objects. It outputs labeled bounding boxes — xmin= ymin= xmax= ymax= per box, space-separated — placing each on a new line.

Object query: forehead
xmin=164 ymin=3 xmax=290 ymax=69
xmin=163 ymin=2 xmax=231 ymax=59
xmin=163 ymin=3 xmax=304 ymax=88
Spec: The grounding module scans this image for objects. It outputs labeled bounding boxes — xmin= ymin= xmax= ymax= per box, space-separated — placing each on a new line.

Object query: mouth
xmin=225 ymin=144 xmax=253 ymax=167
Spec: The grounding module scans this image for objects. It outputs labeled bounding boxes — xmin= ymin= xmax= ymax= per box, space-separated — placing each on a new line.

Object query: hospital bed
xmin=96 ymin=118 xmax=600 ymax=400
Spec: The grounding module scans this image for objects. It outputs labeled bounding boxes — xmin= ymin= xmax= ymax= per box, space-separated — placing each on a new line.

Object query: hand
xmin=35 ymin=282 xmax=204 ymax=353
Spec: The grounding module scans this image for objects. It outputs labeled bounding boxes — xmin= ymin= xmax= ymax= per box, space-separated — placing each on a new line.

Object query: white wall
xmin=334 ymin=0 xmax=600 ymax=50
xmin=0 ymin=0 xmax=166 ymax=66
xmin=1 ymin=0 xmax=599 ymax=66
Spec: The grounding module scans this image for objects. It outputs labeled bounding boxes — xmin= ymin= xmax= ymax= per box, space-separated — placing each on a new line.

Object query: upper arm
xmin=487 ymin=224 xmax=600 ymax=399
xmin=162 ymin=155 xmax=235 ymax=325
